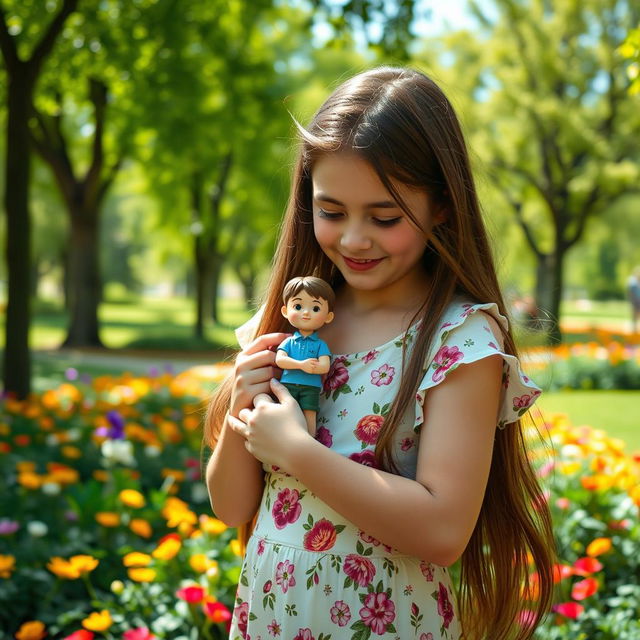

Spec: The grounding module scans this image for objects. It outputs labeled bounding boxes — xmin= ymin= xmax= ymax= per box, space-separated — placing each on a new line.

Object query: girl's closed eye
xmin=317 ymin=208 xmax=402 ymax=227
xmin=317 ymin=208 xmax=343 ymax=220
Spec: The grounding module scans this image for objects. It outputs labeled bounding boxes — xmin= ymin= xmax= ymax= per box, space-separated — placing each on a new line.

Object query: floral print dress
xmin=229 ymin=299 xmax=541 ymax=640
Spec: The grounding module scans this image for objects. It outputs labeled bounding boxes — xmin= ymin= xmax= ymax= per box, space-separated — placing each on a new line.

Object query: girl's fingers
xmin=243 ymin=332 xmax=292 ymax=356
xmin=238 ymin=408 xmax=252 ymax=423
xmin=253 ymin=393 xmax=275 ymax=408
xmin=227 ymin=414 xmax=249 ymax=438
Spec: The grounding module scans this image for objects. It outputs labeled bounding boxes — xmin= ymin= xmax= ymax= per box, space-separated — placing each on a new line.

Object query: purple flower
xmin=65 ymin=367 xmax=79 ymax=381
xmin=0 ymin=519 xmax=19 ymax=535
xmin=106 ymin=410 xmax=126 ymax=439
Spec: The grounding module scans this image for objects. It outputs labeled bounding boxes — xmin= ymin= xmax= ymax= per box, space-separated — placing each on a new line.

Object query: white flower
xmin=144 ymin=444 xmax=162 ymax=458
xmin=111 ymin=580 xmax=125 ymax=594
xmin=66 ymin=428 xmax=81 ymax=442
xmin=191 ymin=483 xmax=209 ymax=504
xmin=28 ymin=521 xmax=48 ymax=537
xmin=101 ymin=439 xmax=136 ymax=467
xmin=41 ymin=482 xmax=61 ymax=496
xmin=46 ymin=434 xmax=59 ymax=447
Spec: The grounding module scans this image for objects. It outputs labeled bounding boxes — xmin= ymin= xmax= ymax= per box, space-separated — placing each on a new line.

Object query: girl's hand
xmin=230 ymin=332 xmax=291 ymax=418
xmin=228 ymin=378 xmax=312 ymax=470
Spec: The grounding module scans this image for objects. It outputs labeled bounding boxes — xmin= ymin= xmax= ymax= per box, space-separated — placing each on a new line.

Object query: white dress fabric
xmin=228 ymin=298 xmax=541 ymax=640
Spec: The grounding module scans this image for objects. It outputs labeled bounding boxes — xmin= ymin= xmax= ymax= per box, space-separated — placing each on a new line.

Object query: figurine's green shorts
xmin=282 ymin=382 xmax=320 ymax=412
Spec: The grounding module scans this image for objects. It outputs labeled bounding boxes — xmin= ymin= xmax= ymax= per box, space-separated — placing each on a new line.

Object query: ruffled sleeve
xmin=234 ymin=306 xmax=264 ymax=349
xmin=413 ymin=301 xmax=541 ymax=432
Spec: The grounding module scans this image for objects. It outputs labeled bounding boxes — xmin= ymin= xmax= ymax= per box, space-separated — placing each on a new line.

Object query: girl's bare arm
xmin=205 ymin=333 xmax=290 ymax=526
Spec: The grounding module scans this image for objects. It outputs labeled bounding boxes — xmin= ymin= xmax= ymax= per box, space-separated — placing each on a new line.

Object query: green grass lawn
xmin=537 ymin=390 xmax=640 ymax=454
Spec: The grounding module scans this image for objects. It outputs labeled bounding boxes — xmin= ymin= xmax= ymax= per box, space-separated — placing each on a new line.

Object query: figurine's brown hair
xmin=282 ymin=276 xmax=335 ymax=311
xmin=205 ymin=67 xmax=554 ymax=640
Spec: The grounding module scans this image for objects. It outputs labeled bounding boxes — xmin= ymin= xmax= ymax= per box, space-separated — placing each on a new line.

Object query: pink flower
xmin=437 ymin=582 xmax=454 ymax=629
xmin=176 ymin=585 xmax=206 ymax=603
xmin=370 ymin=363 xmax=395 ymax=386
xmin=362 ymin=350 xmax=379 ymax=363
xmin=271 ymin=488 xmax=302 ymax=529
xmin=400 ymin=437 xmax=415 ymax=451
xmin=267 ymin=619 xmax=281 ymax=637
xmin=349 ymin=449 xmax=379 ymax=468
xmin=123 ymin=630 xmax=154 ymax=640
xmin=431 ymin=345 xmax=464 ymax=383
xmin=354 ymin=414 xmax=385 ymax=444
xmin=359 ymin=531 xmax=380 ymax=546
xmin=303 ymin=518 xmax=338 ymax=551
xmin=420 ymin=634 xmax=434 ymax=640
xmin=513 ymin=394 xmax=533 ymax=409
xmin=420 ymin=561 xmax=434 ymax=581
xmin=488 ymin=341 xmax=498 ymax=350
xmin=460 ymin=304 xmax=474 ymax=317
xmin=293 ymin=629 xmax=315 ymax=640
xmin=275 ymin=559 xmax=296 ymax=593
xmin=323 ymin=357 xmax=349 ymax=393
xmin=257 ymin=538 xmax=266 ymax=555
xmin=330 ymin=600 xmax=352 ymax=627
xmin=553 ymin=602 xmax=584 ymax=619
xmin=343 ymin=554 xmax=376 ymax=587
xmin=64 ymin=633 xmax=94 ymax=640
xmin=315 ymin=425 xmax=333 ymax=448
xmin=359 ymin=591 xmax=396 ymax=635
xmin=233 ymin=601 xmax=249 ymax=639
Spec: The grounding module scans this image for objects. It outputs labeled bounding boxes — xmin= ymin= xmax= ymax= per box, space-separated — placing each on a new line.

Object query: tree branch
xmin=0 ymin=4 xmax=19 ymax=72
xmin=84 ymin=78 xmax=108 ymax=204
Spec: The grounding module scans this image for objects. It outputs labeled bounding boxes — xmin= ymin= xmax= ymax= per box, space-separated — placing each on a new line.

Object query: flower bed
xmin=1 ymin=365 xmax=638 ymax=639
xmin=522 ymin=341 xmax=640 ymax=390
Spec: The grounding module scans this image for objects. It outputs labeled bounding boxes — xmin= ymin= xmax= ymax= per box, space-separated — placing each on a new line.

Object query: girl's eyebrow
xmin=314 ymin=193 xmax=398 ymax=209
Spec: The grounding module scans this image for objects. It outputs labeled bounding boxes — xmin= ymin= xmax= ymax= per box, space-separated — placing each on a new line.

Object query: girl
xmin=205 ymin=67 xmax=555 ymax=640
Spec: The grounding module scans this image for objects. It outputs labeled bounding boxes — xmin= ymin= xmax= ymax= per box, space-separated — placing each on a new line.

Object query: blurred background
xmin=1 ymin=2 xmax=639 ymax=637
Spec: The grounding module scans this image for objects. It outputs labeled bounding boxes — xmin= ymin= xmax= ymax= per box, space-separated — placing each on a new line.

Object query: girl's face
xmin=312 ymin=152 xmax=439 ymax=300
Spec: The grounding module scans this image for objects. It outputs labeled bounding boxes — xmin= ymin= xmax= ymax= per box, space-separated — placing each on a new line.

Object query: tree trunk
xmin=2 ymin=78 xmax=32 ymax=397
xmin=62 ymin=214 xmax=104 ymax=347
xmin=534 ymin=249 xmax=564 ymax=344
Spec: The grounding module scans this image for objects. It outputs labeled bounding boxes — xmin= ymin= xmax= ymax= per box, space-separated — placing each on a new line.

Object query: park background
xmin=0 ymin=0 xmax=639 ymax=638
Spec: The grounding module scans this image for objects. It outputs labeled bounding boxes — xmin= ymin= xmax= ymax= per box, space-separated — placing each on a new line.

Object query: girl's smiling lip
xmin=341 ymin=255 xmax=385 ymax=271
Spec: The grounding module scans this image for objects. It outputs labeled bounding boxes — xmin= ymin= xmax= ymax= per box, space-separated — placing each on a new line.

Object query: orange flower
xmin=95 ymin=512 xmax=120 ymax=527
xmin=82 ymin=611 xmax=112 ymax=632
xmin=571 ymin=577 xmax=599 ymax=600
xmin=189 ymin=554 xmax=217 ymax=574
xmin=128 ymin=567 xmax=157 ymax=582
xmin=586 ymin=537 xmax=612 ymax=557
xmin=18 ymin=472 xmax=42 ymax=490
xmin=152 ymin=533 xmax=182 ymax=560
xmin=15 ymin=621 xmax=46 ymax=640
xmin=229 ymin=539 xmax=242 ymax=557
xmin=122 ymin=552 xmax=152 ymax=567
xmin=129 ymin=518 xmax=152 ymax=538
xmin=47 ymin=555 xmax=98 ymax=579
xmin=552 ymin=564 xmax=573 ymax=583
xmin=0 ymin=554 xmax=16 ymax=578
xmin=199 ymin=515 xmax=227 ymax=535
xmin=119 ymin=489 xmax=146 ymax=509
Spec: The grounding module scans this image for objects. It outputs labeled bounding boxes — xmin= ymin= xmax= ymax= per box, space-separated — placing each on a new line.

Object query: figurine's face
xmin=281 ymin=290 xmax=334 ymax=334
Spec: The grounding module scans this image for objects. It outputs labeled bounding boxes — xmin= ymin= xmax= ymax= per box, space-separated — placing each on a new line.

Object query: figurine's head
xmin=281 ymin=276 xmax=335 ymax=335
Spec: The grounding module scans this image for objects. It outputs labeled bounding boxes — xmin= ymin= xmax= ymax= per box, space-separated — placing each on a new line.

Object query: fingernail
xmin=271 ymin=378 xmax=281 ymax=386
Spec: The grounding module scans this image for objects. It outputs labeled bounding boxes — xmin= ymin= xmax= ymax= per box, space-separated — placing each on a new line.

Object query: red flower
xmin=203 ymin=600 xmax=232 ymax=624
xmin=323 ymin=357 xmax=349 ymax=392
xmin=64 ymin=632 xmax=94 ymax=640
xmin=315 ymin=425 xmax=333 ymax=448
xmin=303 ymin=518 xmax=338 ymax=552
xmin=176 ymin=585 xmax=206 ymax=603
xmin=271 ymin=488 xmax=302 ymax=529
xmin=436 ymin=582 xmax=454 ymax=629
xmin=354 ymin=414 xmax=384 ymax=445
xmin=572 ymin=557 xmax=603 ymax=576
xmin=571 ymin=577 xmax=599 ymax=601
xmin=343 ymin=554 xmax=376 ymax=587
xmin=552 ymin=563 xmax=574 ymax=583
xmin=123 ymin=629 xmax=155 ymax=640
xmin=263 ymin=579 xmax=272 ymax=593
xmin=553 ymin=602 xmax=584 ymax=619
xmin=348 ymin=449 xmax=379 ymax=468
xmin=233 ymin=601 xmax=249 ymax=639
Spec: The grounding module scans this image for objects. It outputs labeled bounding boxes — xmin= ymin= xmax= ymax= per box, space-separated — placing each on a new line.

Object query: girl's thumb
xmin=270 ymin=377 xmax=290 ymax=402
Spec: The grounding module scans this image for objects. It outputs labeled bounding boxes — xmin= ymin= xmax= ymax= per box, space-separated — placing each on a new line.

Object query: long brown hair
xmin=205 ymin=66 xmax=555 ymax=639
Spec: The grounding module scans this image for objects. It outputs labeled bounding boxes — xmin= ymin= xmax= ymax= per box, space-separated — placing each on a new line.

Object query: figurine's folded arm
xmin=275 ymin=349 xmax=316 ymax=371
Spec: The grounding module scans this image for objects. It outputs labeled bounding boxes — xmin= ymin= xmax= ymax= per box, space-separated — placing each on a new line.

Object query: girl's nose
xmin=340 ymin=223 xmax=373 ymax=252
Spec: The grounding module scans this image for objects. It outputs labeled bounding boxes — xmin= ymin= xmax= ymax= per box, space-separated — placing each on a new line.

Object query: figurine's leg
xmin=303 ymin=410 xmax=317 ymax=437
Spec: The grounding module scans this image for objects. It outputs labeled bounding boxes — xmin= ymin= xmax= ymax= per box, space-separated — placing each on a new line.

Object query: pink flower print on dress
xmin=315 ymin=425 xmax=333 ymax=448
xmin=488 ymin=341 xmax=498 ymax=350
xmin=275 ymin=559 xmax=296 ymax=593
xmin=354 ymin=414 xmax=385 ymax=445
xmin=234 ymin=601 xmax=249 ymax=639
xmin=431 ymin=345 xmax=464 ymax=383
xmin=370 ymin=363 xmax=395 ymax=386
xmin=330 ymin=600 xmax=352 ymax=627
xmin=513 ymin=390 xmax=540 ymax=412
xmin=323 ymin=356 xmax=349 ymax=393
xmin=420 ymin=634 xmax=434 ymax=640
xmin=460 ymin=304 xmax=475 ymax=318
xmin=267 ymin=619 xmax=281 ymax=637
xmin=436 ymin=582 xmax=455 ymax=629
xmin=257 ymin=538 xmax=266 ymax=555
xmin=263 ymin=579 xmax=272 ymax=593
xmin=359 ymin=591 xmax=396 ymax=635
xmin=359 ymin=531 xmax=381 ymax=546
xmin=271 ymin=488 xmax=302 ymax=530
xmin=349 ymin=449 xmax=379 ymax=468
xmin=293 ymin=629 xmax=314 ymax=640
xmin=303 ymin=518 xmax=338 ymax=552
xmin=362 ymin=349 xmax=379 ymax=364
xmin=420 ymin=560 xmax=434 ymax=581
xmin=343 ymin=554 xmax=376 ymax=587
xmin=400 ymin=437 xmax=415 ymax=451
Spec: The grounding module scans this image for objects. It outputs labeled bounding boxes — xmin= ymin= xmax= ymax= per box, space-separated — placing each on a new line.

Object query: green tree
xmin=467 ymin=0 xmax=640 ymax=341
xmin=0 ymin=0 xmax=78 ymax=397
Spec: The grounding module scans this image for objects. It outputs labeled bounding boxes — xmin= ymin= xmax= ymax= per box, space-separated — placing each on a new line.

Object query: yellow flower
xmin=15 ymin=620 xmax=46 ymax=640
xmin=586 ymin=537 xmax=612 ymax=557
xmin=189 ymin=554 xmax=218 ymax=574
xmin=95 ymin=512 xmax=120 ymax=527
xmin=0 ymin=554 xmax=16 ymax=578
xmin=18 ymin=472 xmax=42 ymax=490
xmin=122 ymin=552 xmax=152 ymax=567
xmin=70 ymin=555 xmax=99 ymax=574
xmin=61 ymin=445 xmax=82 ymax=459
xmin=128 ymin=567 xmax=157 ymax=582
xmin=199 ymin=515 xmax=228 ymax=535
xmin=167 ymin=508 xmax=197 ymax=529
xmin=129 ymin=518 xmax=152 ymax=538
xmin=118 ymin=489 xmax=146 ymax=509
xmin=161 ymin=468 xmax=186 ymax=482
xmin=47 ymin=557 xmax=81 ymax=579
xmin=229 ymin=539 xmax=242 ymax=557
xmin=93 ymin=470 xmax=109 ymax=482
xmin=16 ymin=461 xmax=36 ymax=473
xmin=152 ymin=534 xmax=182 ymax=560
xmin=82 ymin=610 xmax=113 ymax=632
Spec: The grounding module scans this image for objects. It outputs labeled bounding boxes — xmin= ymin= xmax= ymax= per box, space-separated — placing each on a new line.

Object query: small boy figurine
xmin=276 ymin=276 xmax=335 ymax=436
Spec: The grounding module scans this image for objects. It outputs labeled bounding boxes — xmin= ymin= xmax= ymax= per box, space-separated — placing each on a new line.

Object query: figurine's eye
xmin=294 ymin=304 xmax=302 ymax=310
xmin=313 ymin=306 xmax=321 ymax=312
